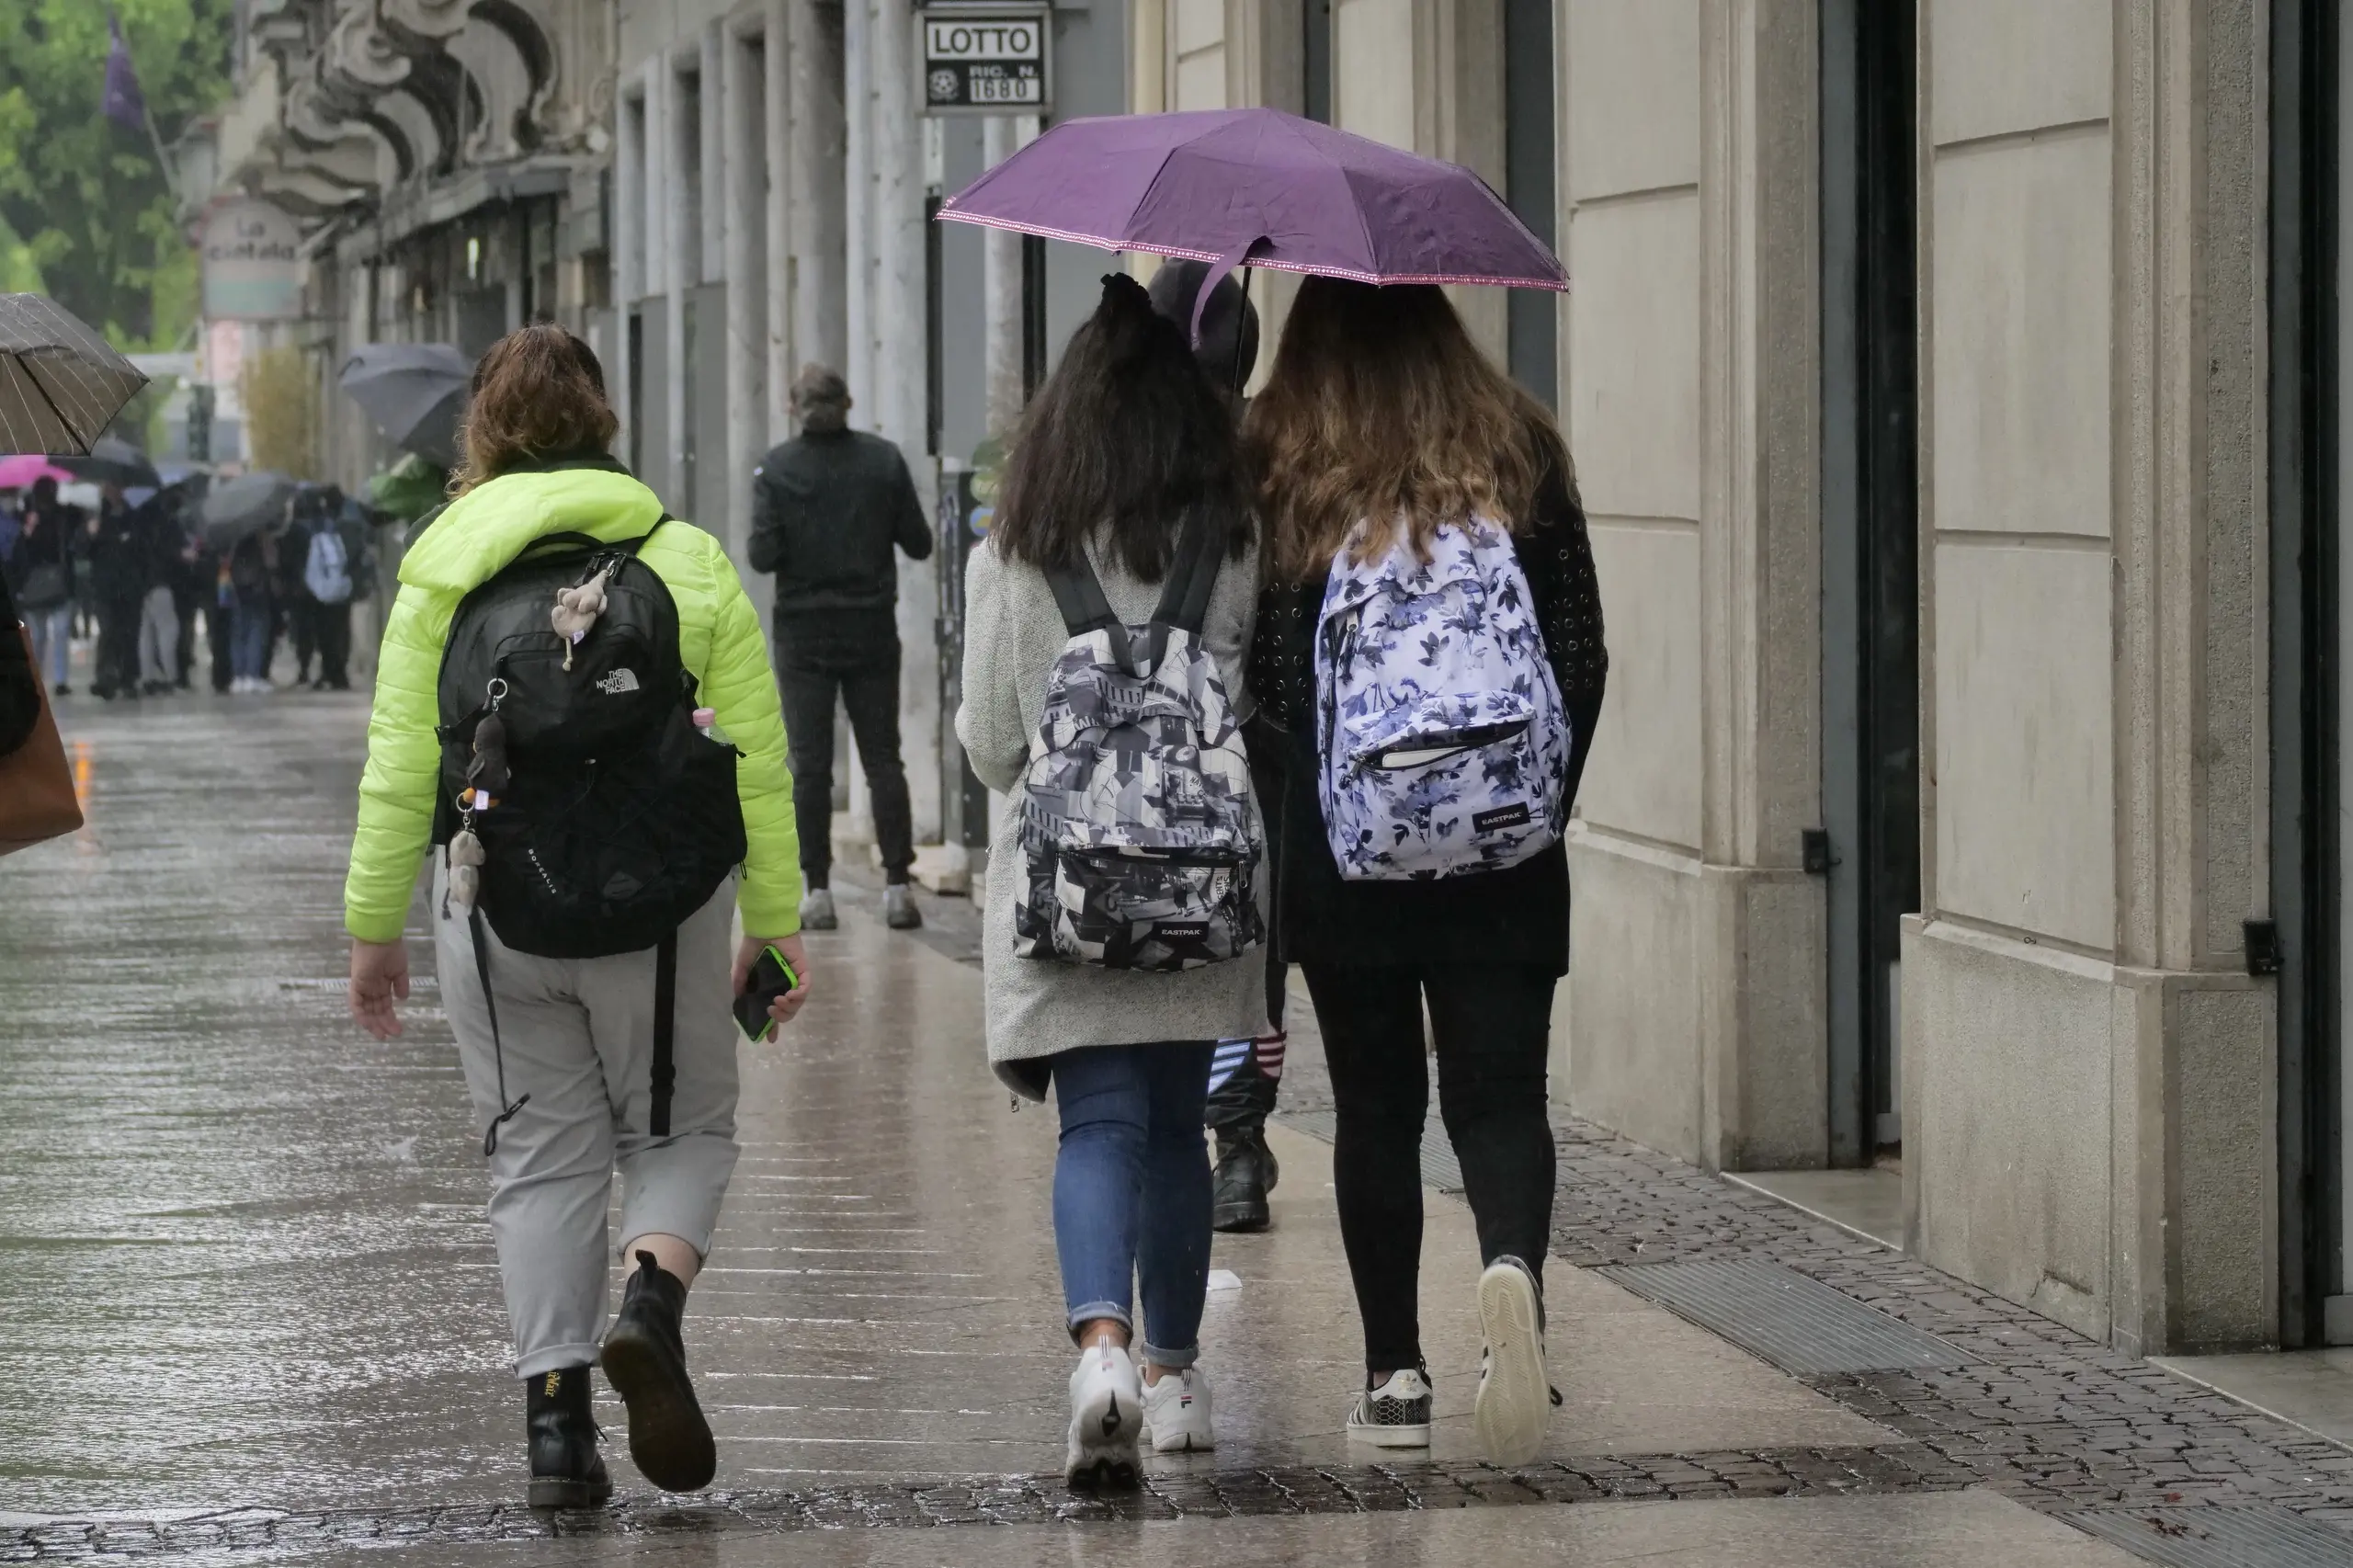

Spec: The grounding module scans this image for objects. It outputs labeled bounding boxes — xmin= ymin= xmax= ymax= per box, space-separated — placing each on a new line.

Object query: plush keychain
xmin=551 ymin=564 xmax=615 ymax=669
xmin=447 ymin=826 xmax=485 ymax=914
xmin=447 ymin=709 xmax=508 ymax=915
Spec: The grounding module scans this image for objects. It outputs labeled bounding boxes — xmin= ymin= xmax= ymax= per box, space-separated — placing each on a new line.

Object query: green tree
xmin=0 ymin=0 xmax=234 ymax=348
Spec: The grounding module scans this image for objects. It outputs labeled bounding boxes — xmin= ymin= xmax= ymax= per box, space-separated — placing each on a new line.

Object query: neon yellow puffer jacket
xmin=343 ymin=465 xmax=799 ymax=944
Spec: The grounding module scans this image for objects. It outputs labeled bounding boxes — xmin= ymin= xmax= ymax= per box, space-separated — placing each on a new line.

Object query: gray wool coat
xmin=955 ymin=528 xmax=1268 ymax=1097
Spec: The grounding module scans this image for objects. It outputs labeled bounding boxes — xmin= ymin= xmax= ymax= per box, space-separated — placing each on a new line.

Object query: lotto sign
xmin=921 ymin=6 xmax=1050 ymax=114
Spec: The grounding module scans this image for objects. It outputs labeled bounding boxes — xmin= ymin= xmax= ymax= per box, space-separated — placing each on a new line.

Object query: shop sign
xmin=201 ymin=200 xmax=303 ymax=322
xmin=920 ymin=4 xmax=1051 ymax=115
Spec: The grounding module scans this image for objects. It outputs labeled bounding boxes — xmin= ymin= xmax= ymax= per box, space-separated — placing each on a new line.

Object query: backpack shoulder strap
xmin=1152 ymin=511 xmax=1222 ymax=635
xmin=1044 ymin=547 xmax=1120 ymax=639
xmin=611 ymin=515 xmax=675 ymax=558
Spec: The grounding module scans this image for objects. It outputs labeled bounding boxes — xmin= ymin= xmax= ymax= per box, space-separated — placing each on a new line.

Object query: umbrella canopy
xmin=0 ymin=455 xmax=73 ymax=490
xmin=0 ymin=294 xmax=149 ymax=457
xmin=341 ymin=343 xmax=471 ymax=468
xmin=938 ymin=108 xmax=1566 ymax=304
xmin=56 ymin=433 xmax=161 ymax=490
xmin=200 ymin=471 xmax=296 ymax=550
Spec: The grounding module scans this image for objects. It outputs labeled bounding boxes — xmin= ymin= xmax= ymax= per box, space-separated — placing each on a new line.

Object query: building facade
xmin=220 ymin=0 xmax=2353 ymax=1357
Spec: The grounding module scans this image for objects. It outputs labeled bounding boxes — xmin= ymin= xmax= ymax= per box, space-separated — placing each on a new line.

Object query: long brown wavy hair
xmin=451 ymin=324 xmax=620 ymax=495
xmin=1245 ymin=278 xmax=1571 ymax=582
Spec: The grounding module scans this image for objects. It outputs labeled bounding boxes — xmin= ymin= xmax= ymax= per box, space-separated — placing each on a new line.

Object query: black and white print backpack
xmin=1013 ymin=513 xmax=1265 ymax=971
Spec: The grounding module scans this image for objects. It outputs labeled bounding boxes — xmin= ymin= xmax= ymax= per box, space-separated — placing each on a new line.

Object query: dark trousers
xmin=313 ymin=601 xmax=352 ymax=687
xmin=773 ymin=612 xmax=915 ymax=883
xmin=1302 ymin=961 xmax=1559 ymax=1373
xmin=206 ymin=602 xmax=233 ymax=691
xmin=94 ymin=597 xmax=142 ymax=694
xmin=172 ymin=588 xmax=199 ymax=684
xmin=1205 ymin=747 xmax=1290 ymax=1145
xmin=280 ymin=599 xmax=317 ymax=680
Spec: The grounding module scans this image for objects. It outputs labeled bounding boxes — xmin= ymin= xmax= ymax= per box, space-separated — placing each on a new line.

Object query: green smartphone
xmin=734 ymin=944 xmax=800 ymax=1040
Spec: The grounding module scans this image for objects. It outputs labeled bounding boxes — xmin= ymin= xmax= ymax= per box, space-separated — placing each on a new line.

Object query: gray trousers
xmin=137 ymin=585 xmax=178 ymax=687
xmin=435 ymin=867 xmax=744 ymax=1377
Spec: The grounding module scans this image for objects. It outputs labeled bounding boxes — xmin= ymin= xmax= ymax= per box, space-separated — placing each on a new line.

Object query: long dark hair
xmin=993 ymin=273 xmax=1249 ymax=580
xmin=1245 ymin=278 xmax=1570 ymax=582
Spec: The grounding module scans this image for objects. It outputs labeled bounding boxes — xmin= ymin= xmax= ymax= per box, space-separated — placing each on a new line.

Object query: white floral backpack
xmin=1313 ymin=516 xmax=1569 ymax=880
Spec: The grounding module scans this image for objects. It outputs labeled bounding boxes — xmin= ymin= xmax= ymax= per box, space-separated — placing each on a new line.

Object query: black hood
xmin=1146 ymin=259 xmax=1261 ymax=398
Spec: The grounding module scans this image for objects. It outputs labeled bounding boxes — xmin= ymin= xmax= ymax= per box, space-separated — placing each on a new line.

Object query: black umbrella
xmin=55 ymin=432 xmax=161 ymax=489
xmin=0 ymin=293 xmax=148 ymax=456
xmin=201 ymin=471 xmax=296 ymax=551
xmin=341 ymin=343 xmax=471 ymax=468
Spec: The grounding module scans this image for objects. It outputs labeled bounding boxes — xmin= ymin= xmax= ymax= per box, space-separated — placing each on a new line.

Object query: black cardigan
xmin=1246 ymin=461 xmax=1608 ymax=972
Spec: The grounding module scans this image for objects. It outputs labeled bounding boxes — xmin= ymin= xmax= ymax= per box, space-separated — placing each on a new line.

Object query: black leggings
xmin=1302 ymin=962 xmax=1559 ymax=1373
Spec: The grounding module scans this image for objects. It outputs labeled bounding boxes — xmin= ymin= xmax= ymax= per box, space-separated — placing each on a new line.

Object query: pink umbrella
xmin=0 ymin=454 xmax=73 ymax=490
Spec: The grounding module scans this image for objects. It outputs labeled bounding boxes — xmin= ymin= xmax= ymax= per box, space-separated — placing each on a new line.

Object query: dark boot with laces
xmin=525 ymin=1365 xmax=612 ymax=1510
xmin=599 ymin=1251 xmax=717 ymax=1493
xmin=1211 ymin=1131 xmax=1279 ymax=1233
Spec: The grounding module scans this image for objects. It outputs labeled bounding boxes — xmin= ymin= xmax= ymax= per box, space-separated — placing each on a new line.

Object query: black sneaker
xmin=525 ymin=1364 xmax=612 ymax=1510
xmin=1346 ymin=1365 xmax=1433 ymax=1448
xmin=1211 ymin=1132 xmax=1279 ymax=1233
xmin=599 ymin=1251 xmax=716 ymax=1493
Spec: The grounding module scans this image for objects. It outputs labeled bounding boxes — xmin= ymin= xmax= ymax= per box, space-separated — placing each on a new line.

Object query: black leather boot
xmin=525 ymin=1364 xmax=612 ymax=1510
xmin=1211 ymin=1132 xmax=1279 ymax=1233
xmin=599 ymin=1251 xmax=716 ymax=1493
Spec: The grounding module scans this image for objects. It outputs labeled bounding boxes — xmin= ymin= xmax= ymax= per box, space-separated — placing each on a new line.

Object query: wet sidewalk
xmin=1 ymin=690 xmax=2347 ymax=1565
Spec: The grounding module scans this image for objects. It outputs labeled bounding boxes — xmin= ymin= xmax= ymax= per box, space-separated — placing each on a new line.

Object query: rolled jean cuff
xmin=1137 ymin=1339 xmax=1199 ymax=1369
xmin=1065 ymin=1301 xmax=1131 ymax=1343
xmin=516 ymin=1340 xmax=603 ymax=1380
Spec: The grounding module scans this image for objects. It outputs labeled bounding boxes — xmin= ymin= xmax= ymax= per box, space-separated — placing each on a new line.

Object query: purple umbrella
xmin=938 ymin=108 xmax=1564 ymax=333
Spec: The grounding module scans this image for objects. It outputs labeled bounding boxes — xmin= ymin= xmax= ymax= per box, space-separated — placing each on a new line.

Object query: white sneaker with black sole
xmin=1140 ymin=1363 xmax=1214 ymax=1453
xmin=1474 ymin=1256 xmax=1558 ymax=1465
xmin=1344 ymin=1366 xmax=1433 ymax=1448
xmin=1065 ymin=1340 xmax=1143 ymax=1488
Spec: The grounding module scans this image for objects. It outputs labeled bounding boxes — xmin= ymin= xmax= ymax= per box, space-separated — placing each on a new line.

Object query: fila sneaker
xmin=1139 ymin=1364 xmax=1215 ymax=1453
xmin=1064 ymin=1339 xmax=1143 ymax=1489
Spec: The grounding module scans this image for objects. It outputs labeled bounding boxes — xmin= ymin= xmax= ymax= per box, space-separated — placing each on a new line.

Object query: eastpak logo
xmin=594 ymin=667 xmax=641 ymax=695
xmin=1472 ymin=801 xmax=1533 ymax=834
xmin=1155 ymin=924 xmax=1208 ymax=941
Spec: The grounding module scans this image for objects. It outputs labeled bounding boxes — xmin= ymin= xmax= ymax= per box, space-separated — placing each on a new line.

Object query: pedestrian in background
xmin=957 ymin=275 xmax=1264 ymax=1487
xmin=747 ymin=364 xmax=932 ymax=933
xmin=1244 ymin=278 xmax=1607 ymax=1464
xmin=302 ymin=485 xmax=361 ymax=690
xmin=275 ymin=498 xmax=319 ymax=687
xmin=1147 ymin=259 xmax=1289 ymax=1236
xmin=135 ymin=491 xmax=190 ymax=697
xmin=8 ymin=479 xmax=75 ymax=696
xmin=85 ymin=483 xmax=147 ymax=701
xmin=226 ymin=526 xmax=275 ymax=694
xmin=345 ymin=324 xmax=805 ymax=1509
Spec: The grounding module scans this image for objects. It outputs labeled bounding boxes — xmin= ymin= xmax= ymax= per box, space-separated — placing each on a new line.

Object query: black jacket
xmin=85 ymin=500 xmax=149 ymax=606
xmin=748 ymin=428 xmax=932 ymax=619
xmin=1247 ymin=459 xmax=1608 ymax=973
xmin=6 ymin=506 xmax=74 ymax=603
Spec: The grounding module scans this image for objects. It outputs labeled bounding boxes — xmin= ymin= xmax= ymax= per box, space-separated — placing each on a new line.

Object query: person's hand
xmin=350 ymin=937 xmax=411 ymax=1039
xmin=733 ymin=934 xmax=812 ymax=1040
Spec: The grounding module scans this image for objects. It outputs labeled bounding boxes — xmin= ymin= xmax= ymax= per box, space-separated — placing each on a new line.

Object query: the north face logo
xmin=594 ymin=667 xmax=641 ymax=695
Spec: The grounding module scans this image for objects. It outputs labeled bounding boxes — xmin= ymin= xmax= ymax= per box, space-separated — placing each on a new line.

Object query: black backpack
xmin=432 ymin=522 xmax=747 ymax=1152
xmin=433 ymin=520 xmax=747 ymax=958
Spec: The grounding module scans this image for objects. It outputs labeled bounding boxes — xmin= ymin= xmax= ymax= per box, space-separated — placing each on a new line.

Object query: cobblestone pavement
xmin=4 ymin=689 xmax=2352 ymax=1567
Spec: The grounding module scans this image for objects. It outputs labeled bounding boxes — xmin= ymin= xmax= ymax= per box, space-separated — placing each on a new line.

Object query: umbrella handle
xmin=1192 ymin=236 xmax=1267 ymax=352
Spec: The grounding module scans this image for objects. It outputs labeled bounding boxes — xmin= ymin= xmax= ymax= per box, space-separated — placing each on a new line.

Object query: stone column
xmin=843 ymin=0 xmax=873 ymax=417
xmin=790 ymin=0 xmax=848 ymax=385
xmin=980 ymin=116 xmax=1036 ymax=438
xmin=766 ymin=0 xmax=796 ymax=446
xmin=724 ymin=15 xmax=771 ymax=610
xmin=613 ymin=79 xmax=642 ymax=458
xmin=664 ymin=58 xmax=694 ymax=511
xmin=870 ymin=0 xmax=940 ymax=846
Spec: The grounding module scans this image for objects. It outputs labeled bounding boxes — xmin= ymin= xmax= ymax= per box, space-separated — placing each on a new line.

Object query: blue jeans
xmin=25 ymin=605 xmax=71 ymax=685
xmin=1049 ymin=1042 xmax=1216 ymax=1368
xmin=232 ymin=602 xmax=271 ymax=680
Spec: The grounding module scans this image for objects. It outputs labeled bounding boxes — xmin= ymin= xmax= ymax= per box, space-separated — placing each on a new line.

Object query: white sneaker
xmin=1474 ymin=1256 xmax=1556 ymax=1465
xmin=1139 ymin=1363 xmax=1214 ymax=1453
xmin=1064 ymin=1340 xmax=1142 ymax=1488
xmin=1345 ymin=1366 xmax=1433 ymax=1448
xmin=799 ymin=888 xmax=838 ymax=931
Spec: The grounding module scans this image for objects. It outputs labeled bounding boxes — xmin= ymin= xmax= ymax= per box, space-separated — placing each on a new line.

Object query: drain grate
xmin=2064 ymin=1506 xmax=2353 ymax=1567
xmin=1598 ymin=1258 xmax=1972 ymax=1376
xmin=1276 ymin=1108 xmax=1464 ymax=1193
